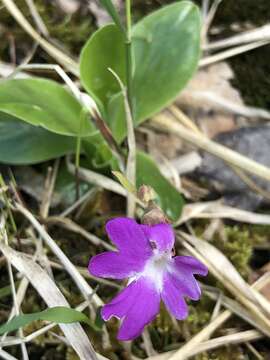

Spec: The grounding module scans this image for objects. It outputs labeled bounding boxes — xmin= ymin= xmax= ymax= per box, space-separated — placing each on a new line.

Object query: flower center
xmin=140 ymin=251 xmax=172 ymax=292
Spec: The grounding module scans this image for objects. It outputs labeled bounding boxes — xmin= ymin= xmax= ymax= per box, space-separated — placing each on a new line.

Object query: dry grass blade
xmin=14 ymin=202 xmax=103 ymax=307
xmin=49 ymin=261 xmax=121 ymax=289
xmin=152 ymin=275 xmax=269 ymax=360
xmin=67 ymin=159 xmax=126 ymax=197
xmin=59 ymin=188 xmax=97 ymax=217
xmin=204 ymin=24 xmax=270 ymax=51
xmin=40 ymin=159 xmax=59 ymax=219
xmin=0 ymin=298 xmax=109 ymax=360
xmin=178 ymin=231 xmax=270 ymax=335
xmin=0 ymin=243 xmax=99 ymax=360
xmin=150 ymin=330 xmax=262 ymax=360
xmin=178 ymin=201 xmax=270 ymax=225
xmin=1 ymin=0 xmax=78 ymax=75
xmin=152 ymin=115 xmax=270 ymax=182
xmin=200 ymin=40 xmax=270 ymax=67
xmin=181 ymin=90 xmax=270 ymax=119
xmin=67 ymin=160 xmax=145 ymax=207
xmin=46 ymin=216 xmax=114 ymax=251
xmin=204 ymin=288 xmax=270 ymax=334
xmin=0 ymin=349 xmax=19 ymax=360
xmin=0 ymin=223 xmax=29 ymax=360
xmin=24 ymin=0 xmax=49 ymax=36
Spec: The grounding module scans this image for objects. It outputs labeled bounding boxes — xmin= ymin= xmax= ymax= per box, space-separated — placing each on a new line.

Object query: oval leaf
xmin=0 ymin=113 xmax=76 ymax=165
xmin=80 ymin=1 xmax=200 ymax=142
xmin=0 ymin=78 xmax=94 ymax=136
xmin=0 ymin=306 xmax=97 ymax=335
xmin=132 ymin=1 xmax=200 ymax=123
xmin=136 ymin=151 xmax=184 ymax=221
xmin=80 ymin=24 xmax=126 ymax=113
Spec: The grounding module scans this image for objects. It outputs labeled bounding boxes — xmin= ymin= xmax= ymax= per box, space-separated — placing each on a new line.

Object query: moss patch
xmin=0 ymin=0 xmax=95 ymax=62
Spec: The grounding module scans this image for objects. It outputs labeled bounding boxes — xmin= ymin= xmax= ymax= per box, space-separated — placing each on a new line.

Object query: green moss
xmin=211 ymin=226 xmax=252 ymax=278
xmin=246 ymin=224 xmax=270 ymax=244
xmin=185 ymin=295 xmax=212 ymax=335
xmin=204 ymin=346 xmax=244 ymax=360
xmin=0 ymin=0 xmax=95 ymax=61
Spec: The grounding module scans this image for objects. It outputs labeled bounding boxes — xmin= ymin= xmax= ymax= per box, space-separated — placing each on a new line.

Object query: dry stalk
xmin=14 ymin=202 xmax=103 ymax=307
xmin=152 ymin=114 xmax=270 ymax=183
xmin=149 ymin=274 xmax=269 ymax=360
xmin=46 ymin=216 xmax=114 ymax=251
xmin=200 ymin=40 xmax=270 ymax=67
xmin=109 ymin=68 xmax=136 ymax=217
xmin=204 ymin=24 xmax=270 ymax=51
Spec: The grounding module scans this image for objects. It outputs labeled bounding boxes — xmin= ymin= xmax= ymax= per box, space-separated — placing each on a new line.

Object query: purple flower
xmin=88 ymin=218 xmax=208 ymax=341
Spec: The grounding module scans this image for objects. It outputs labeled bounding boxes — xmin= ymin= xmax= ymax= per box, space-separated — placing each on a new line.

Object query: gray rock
xmin=196 ymin=126 xmax=270 ymax=210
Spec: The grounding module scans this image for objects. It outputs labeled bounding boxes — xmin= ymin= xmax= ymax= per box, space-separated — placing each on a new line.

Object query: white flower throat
xmin=137 ymin=250 xmax=173 ymax=292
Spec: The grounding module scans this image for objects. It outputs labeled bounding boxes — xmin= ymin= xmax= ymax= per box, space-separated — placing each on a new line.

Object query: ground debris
xmin=195 ymin=125 xmax=270 ymax=210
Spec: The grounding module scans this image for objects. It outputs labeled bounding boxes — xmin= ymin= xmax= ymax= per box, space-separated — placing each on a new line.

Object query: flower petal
xmin=89 ymin=251 xmax=145 ymax=279
xmin=142 ymin=223 xmax=175 ymax=252
xmin=167 ymin=270 xmax=201 ymax=300
xmin=161 ymin=273 xmax=188 ymax=320
xmin=101 ymin=281 xmax=139 ymax=321
xmin=174 ymin=256 xmax=208 ymax=276
xmin=106 ymin=218 xmax=152 ymax=259
xmin=117 ymin=277 xmax=160 ymax=341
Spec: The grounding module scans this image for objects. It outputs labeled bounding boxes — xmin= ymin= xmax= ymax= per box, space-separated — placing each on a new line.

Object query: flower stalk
xmin=125 ymin=0 xmax=133 ymax=116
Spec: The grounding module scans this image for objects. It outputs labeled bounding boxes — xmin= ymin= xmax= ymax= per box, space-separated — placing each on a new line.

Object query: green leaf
xmin=132 ymin=1 xmax=201 ymax=123
xmin=0 ymin=78 xmax=94 ymax=136
xmin=0 ymin=306 xmax=97 ymax=335
xmin=0 ymin=113 xmax=76 ymax=165
xmin=99 ymin=0 xmax=124 ymax=32
xmin=80 ymin=1 xmax=200 ymax=142
xmin=136 ymin=151 xmax=184 ymax=222
xmin=80 ymin=24 xmax=126 ymax=114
